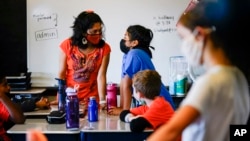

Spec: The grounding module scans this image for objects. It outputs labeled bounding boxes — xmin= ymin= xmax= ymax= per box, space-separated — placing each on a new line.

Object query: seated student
xmin=119 ymin=70 xmax=174 ymax=133
xmin=0 ymin=72 xmax=25 ymax=141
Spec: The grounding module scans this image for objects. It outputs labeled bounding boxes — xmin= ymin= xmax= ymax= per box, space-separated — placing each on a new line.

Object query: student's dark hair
xmin=132 ymin=69 xmax=161 ymax=99
xmin=0 ymin=72 xmax=6 ymax=84
xmin=127 ymin=25 xmax=155 ymax=58
xmin=70 ymin=11 xmax=105 ymax=49
xmin=178 ymin=0 xmax=250 ymax=83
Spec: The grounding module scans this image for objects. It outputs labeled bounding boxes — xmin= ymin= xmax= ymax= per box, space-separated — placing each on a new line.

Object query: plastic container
xmin=88 ymin=96 xmax=98 ymax=122
xmin=55 ymin=78 xmax=66 ymax=112
xmin=65 ymin=87 xmax=79 ymax=130
xmin=169 ymin=56 xmax=188 ymax=95
xmin=106 ymin=82 xmax=117 ymax=110
xmin=176 ymin=74 xmax=188 ymax=96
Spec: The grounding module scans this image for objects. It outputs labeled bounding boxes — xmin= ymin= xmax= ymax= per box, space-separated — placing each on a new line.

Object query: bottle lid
xmin=176 ymin=74 xmax=186 ymax=80
xmin=66 ymin=87 xmax=77 ymax=96
xmin=90 ymin=96 xmax=96 ymax=100
xmin=107 ymin=82 xmax=117 ymax=86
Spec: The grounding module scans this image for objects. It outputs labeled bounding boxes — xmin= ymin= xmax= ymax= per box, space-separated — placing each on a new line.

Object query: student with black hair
xmin=108 ymin=25 xmax=175 ymax=115
xmin=0 ymin=72 xmax=25 ymax=141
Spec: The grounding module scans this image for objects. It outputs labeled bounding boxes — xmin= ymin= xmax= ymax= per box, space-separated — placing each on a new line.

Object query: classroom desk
xmin=7 ymin=118 xmax=82 ymax=141
xmin=7 ymin=110 xmax=153 ymax=141
xmin=80 ymin=111 xmax=153 ymax=141
xmin=7 ymin=105 xmax=81 ymax=141
xmin=10 ymin=88 xmax=46 ymax=95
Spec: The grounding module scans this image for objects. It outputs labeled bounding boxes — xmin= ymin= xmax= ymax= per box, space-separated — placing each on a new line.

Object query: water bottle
xmin=176 ymin=74 xmax=188 ymax=96
xmin=88 ymin=96 xmax=98 ymax=122
xmin=65 ymin=87 xmax=79 ymax=130
xmin=55 ymin=78 xmax=66 ymax=112
xmin=106 ymin=82 xmax=117 ymax=110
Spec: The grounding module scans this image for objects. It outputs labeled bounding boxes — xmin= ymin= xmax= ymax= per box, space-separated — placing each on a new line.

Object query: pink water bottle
xmin=106 ymin=82 xmax=117 ymax=110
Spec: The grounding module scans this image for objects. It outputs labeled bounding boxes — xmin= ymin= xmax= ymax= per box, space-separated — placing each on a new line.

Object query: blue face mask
xmin=120 ymin=39 xmax=129 ymax=54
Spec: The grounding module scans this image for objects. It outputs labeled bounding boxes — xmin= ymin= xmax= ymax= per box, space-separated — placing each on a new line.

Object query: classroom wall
xmin=27 ymin=0 xmax=190 ymax=87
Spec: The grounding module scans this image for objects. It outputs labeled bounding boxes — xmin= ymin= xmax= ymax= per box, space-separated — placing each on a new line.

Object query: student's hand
xmin=36 ymin=97 xmax=50 ymax=109
xmin=108 ymin=106 xmax=123 ymax=115
xmin=26 ymin=129 xmax=48 ymax=141
xmin=50 ymin=100 xmax=58 ymax=105
xmin=50 ymin=93 xmax=59 ymax=105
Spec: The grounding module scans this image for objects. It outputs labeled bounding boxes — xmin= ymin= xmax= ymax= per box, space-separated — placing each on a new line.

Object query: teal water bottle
xmin=176 ymin=74 xmax=187 ymax=96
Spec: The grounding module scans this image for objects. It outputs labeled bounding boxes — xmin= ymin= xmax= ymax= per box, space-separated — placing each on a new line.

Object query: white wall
xmin=27 ymin=0 xmax=190 ymax=87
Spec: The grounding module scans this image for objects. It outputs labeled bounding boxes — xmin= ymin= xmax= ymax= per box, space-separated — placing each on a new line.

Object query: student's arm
xmin=0 ymin=94 xmax=25 ymax=124
xmin=121 ymin=74 xmax=133 ymax=110
xmin=130 ymin=117 xmax=151 ymax=132
xmin=120 ymin=110 xmax=151 ymax=132
xmin=147 ymin=105 xmax=200 ymax=141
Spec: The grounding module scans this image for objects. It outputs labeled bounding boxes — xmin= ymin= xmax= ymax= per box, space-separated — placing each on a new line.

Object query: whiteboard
xmin=27 ymin=0 xmax=190 ymax=87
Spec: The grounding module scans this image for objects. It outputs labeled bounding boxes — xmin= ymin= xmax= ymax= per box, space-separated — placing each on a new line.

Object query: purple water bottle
xmin=106 ymin=82 xmax=117 ymax=110
xmin=65 ymin=87 xmax=79 ymax=130
xmin=88 ymin=96 xmax=98 ymax=122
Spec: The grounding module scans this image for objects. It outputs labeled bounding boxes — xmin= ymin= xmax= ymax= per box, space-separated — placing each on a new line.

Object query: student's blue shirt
xmin=121 ymin=49 xmax=176 ymax=109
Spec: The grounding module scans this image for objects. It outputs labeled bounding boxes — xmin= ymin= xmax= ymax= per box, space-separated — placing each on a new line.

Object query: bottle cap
xmin=66 ymin=87 xmax=77 ymax=96
xmin=107 ymin=82 xmax=117 ymax=86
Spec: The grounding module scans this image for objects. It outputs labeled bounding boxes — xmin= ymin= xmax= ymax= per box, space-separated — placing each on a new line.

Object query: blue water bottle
xmin=88 ymin=96 xmax=98 ymax=122
xmin=65 ymin=87 xmax=79 ymax=130
xmin=55 ymin=78 xmax=66 ymax=112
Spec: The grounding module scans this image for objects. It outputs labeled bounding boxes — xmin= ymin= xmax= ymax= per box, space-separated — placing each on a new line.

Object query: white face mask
xmin=180 ymin=33 xmax=204 ymax=67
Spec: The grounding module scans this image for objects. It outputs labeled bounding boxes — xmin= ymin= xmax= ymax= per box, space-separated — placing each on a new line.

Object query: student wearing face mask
xmin=50 ymin=10 xmax=111 ymax=111
xmin=108 ymin=25 xmax=175 ymax=115
xmin=147 ymin=0 xmax=250 ymax=141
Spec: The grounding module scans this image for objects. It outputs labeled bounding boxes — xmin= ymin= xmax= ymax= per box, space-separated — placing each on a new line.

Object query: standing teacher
xmin=51 ymin=10 xmax=111 ymax=110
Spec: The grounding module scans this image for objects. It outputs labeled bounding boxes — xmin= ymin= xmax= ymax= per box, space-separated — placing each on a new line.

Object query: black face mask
xmin=120 ymin=39 xmax=129 ymax=54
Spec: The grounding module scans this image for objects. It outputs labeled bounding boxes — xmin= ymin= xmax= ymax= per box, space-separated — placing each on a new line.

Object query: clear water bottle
xmin=88 ymin=96 xmax=98 ymax=122
xmin=55 ymin=78 xmax=66 ymax=112
xmin=169 ymin=56 xmax=188 ymax=95
xmin=65 ymin=87 xmax=79 ymax=130
xmin=106 ymin=82 xmax=117 ymax=111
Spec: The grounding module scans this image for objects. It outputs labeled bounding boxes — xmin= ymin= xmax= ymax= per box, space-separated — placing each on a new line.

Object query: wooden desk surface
xmin=24 ymin=105 xmax=57 ymax=116
xmin=8 ymin=110 xmax=152 ymax=134
xmin=81 ymin=111 xmax=131 ymax=132
xmin=82 ymin=111 xmax=152 ymax=133
xmin=10 ymin=88 xmax=46 ymax=94
xmin=7 ymin=118 xmax=82 ymax=134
